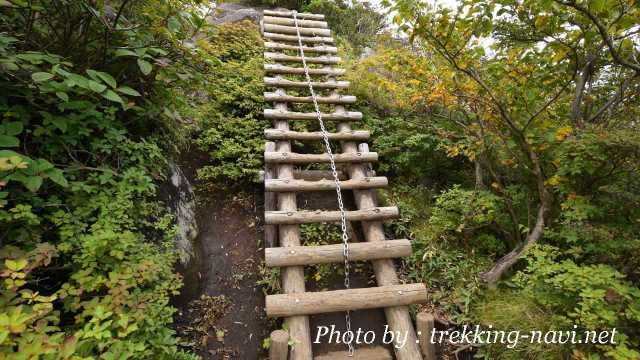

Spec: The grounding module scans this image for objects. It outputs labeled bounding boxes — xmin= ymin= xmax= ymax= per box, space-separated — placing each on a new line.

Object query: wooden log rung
xmin=264 ymin=16 xmax=328 ymax=29
xmin=265 ymin=41 xmax=338 ymax=54
xmin=264 ymin=9 xmax=325 ymax=20
xmin=264 ymin=64 xmax=346 ymax=76
xmin=293 ymin=170 xmax=347 ymax=181
xmin=264 ymin=151 xmax=377 ymax=164
xmin=264 ymin=128 xmax=368 ymax=141
xmin=264 ymin=24 xmax=331 ymax=37
xmin=264 ymin=109 xmax=362 ymax=121
xmin=265 ymin=176 xmax=387 ymax=192
xmin=263 ymin=32 xmax=334 ymax=44
xmin=265 ymin=77 xmax=349 ymax=89
xmin=265 ymin=239 xmax=411 ymax=267
xmin=265 ymin=283 xmax=427 ymax=317
xmin=265 ymin=206 xmax=398 ymax=225
xmin=265 ymin=52 xmax=340 ymax=64
xmin=264 ymin=92 xmax=355 ymax=104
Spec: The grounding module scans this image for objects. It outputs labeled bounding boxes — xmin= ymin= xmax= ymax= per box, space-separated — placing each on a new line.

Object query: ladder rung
xmin=265 ymin=283 xmax=427 ymax=317
xmin=265 ymin=239 xmax=411 ymax=267
xmin=264 ymin=109 xmax=361 ymax=121
xmin=264 ymin=41 xmax=337 ymax=54
xmin=265 ymin=52 xmax=340 ymax=65
xmin=264 ymin=24 xmax=331 ymax=37
xmin=265 ymin=206 xmax=397 ymax=225
xmin=265 ymin=151 xmax=377 ymax=164
xmin=265 ymin=78 xmax=349 ymax=89
xmin=264 ymin=128 xmax=368 ymax=141
xmin=263 ymin=16 xmax=328 ymax=29
xmin=265 ymin=176 xmax=387 ymax=192
xmin=264 ymin=92 xmax=355 ymax=104
xmin=315 ymin=346 xmax=393 ymax=360
xmin=264 ymin=32 xmax=334 ymax=44
xmin=265 ymin=64 xmax=346 ymax=76
xmin=293 ymin=170 xmax=347 ymax=181
xmin=263 ymin=9 xmax=325 ymax=20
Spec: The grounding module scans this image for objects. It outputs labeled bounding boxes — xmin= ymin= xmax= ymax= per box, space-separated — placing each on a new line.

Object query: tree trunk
xmin=474 ymin=159 xmax=486 ymax=190
xmin=481 ymin=150 xmax=550 ymax=284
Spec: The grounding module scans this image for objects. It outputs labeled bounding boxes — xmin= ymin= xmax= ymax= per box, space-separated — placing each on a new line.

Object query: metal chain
xmin=292 ymin=11 xmax=354 ymax=357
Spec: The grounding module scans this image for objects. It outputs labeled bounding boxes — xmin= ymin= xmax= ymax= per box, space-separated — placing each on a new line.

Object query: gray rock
xmin=166 ymin=162 xmax=198 ymax=266
xmin=208 ymin=3 xmax=264 ymax=25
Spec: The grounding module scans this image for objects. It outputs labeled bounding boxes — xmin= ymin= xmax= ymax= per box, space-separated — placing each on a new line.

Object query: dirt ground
xmin=174 ymin=189 xmax=270 ymax=359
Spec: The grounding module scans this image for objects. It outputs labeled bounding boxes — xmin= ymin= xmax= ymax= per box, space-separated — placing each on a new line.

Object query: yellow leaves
xmin=545 ymin=175 xmax=565 ymax=187
xmin=555 ymin=126 xmax=573 ymax=141
xmin=534 ymin=15 xmax=549 ymax=28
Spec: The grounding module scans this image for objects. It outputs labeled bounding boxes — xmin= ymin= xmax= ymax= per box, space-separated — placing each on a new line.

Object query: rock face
xmin=165 ymin=162 xmax=198 ymax=266
xmin=208 ymin=3 xmax=262 ymax=25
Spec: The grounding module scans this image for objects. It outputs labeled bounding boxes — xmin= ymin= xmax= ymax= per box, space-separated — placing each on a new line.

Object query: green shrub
xmin=192 ymin=21 xmax=267 ymax=185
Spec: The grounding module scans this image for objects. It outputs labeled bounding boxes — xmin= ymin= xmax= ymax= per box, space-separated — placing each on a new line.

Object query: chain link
xmin=292 ymin=11 xmax=354 ymax=357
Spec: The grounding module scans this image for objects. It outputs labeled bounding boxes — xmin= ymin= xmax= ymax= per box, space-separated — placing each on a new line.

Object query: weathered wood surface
xmin=264 ymin=9 xmax=325 ymax=20
xmin=265 ymin=77 xmax=349 ymax=89
xmin=265 ymin=206 xmax=399 ymax=225
xmin=293 ymin=170 xmax=347 ymax=181
xmin=264 ymin=24 xmax=331 ymax=37
xmin=265 ymin=176 xmax=387 ymax=192
xmin=264 ymin=41 xmax=337 ymax=53
xmin=265 ymin=52 xmax=340 ymax=64
xmin=263 ymin=16 xmax=328 ymax=29
xmin=264 ymin=151 xmax=377 ymax=164
xmin=263 ymin=32 xmax=334 ymax=44
xmin=273 ymin=102 xmax=313 ymax=359
xmin=264 ymin=141 xmax=277 ymax=248
xmin=265 ymin=129 xmax=367 ymax=141
xmin=417 ymin=312 xmax=437 ymax=360
xmin=270 ymin=330 xmax=290 ymax=360
xmin=264 ymin=109 xmax=362 ymax=121
xmin=314 ymin=346 xmax=392 ymax=360
xmin=266 ymin=283 xmax=428 ymax=317
xmin=337 ymin=122 xmax=425 ymax=360
xmin=264 ymin=92 xmax=355 ymax=104
xmin=265 ymin=239 xmax=411 ymax=267
xmin=264 ymin=64 xmax=345 ymax=76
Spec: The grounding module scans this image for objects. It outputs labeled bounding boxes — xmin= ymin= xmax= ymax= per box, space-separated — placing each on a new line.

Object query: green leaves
xmin=137 ymin=59 xmax=153 ymax=75
xmin=0 ymin=122 xmax=23 ymax=148
xmin=31 ymin=72 xmax=54 ymax=82
xmin=116 ymin=86 xmax=141 ymax=97
xmin=102 ymin=90 xmax=123 ymax=104
xmin=86 ymin=70 xmax=116 ymax=88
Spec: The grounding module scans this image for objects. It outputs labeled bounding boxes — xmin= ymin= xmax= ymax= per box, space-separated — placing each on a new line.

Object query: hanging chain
xmin=292 ymin=11 xmax=354 ymax=357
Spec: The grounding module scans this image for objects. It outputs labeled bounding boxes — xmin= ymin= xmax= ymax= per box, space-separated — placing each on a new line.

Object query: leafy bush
xmin=192 ymin=21 xmax=267 ymax=185
xmin=0 ymin=0 xmax=219 ymax=358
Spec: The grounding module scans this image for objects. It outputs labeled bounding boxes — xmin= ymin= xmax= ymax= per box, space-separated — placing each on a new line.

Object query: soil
xmin=174 ymin=189 xmax=270 ymax=360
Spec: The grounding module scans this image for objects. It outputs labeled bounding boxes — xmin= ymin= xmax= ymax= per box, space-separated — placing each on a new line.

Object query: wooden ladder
xmin=261 ymin=9 xmax=427 ymax=360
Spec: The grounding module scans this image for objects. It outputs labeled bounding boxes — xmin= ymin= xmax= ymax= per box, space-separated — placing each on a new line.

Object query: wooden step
xmin=265 ymin=77 xmax=349 ymax=89
xmin=264 ymin=129 xmax=368 ymax=141
xmin=265 ymin=176 xmax=387 ymax=192
xmin=265 ymin=52 xmax=340 ymax=65
xmin=265 ymin=64 xmax=346 ymax=76
xmin=264 ymin=41 xmax=338 ymax=54
xmin=264 ymin=151 xmax=377 ymax=164
xmin=315 ymin=346 xmax=393 ymax=360
xmin=265 ymin=283 xmax=427 ymax=317
xmin=265 ymin=239 xmax=411 ymax=267
xmin=264 ymin=92 xmax=355 ymax=104
xmin=294 ymin=170 xmax=347 ymax=181
xmin=264 ymin=16 xmax=328 ymax=29
xmin=264 ymin=23 xmax=331 ymax=37
xmin=265 ymin=206 xmax=398 ymax=225
xmin=264 ymin=109 xmax=362 ymax=121
xmin=263 ymin=9 xmax=325 ymax=20
xmin=264 ymin=32 xmax=334 ymax=44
